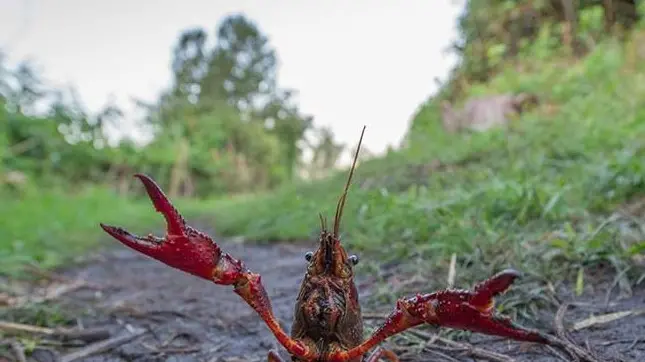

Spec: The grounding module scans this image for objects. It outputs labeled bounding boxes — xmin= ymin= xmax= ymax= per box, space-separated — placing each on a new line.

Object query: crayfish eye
xmin=349 ymin=254 xmax=359 ymax=265
xmin=305 ymin=251 xmax=313 ymax=261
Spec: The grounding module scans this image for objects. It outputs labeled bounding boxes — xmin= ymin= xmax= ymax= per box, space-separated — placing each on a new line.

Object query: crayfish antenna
xmin=333 ymin=126 xmax=366 ymax=238
xmin=319 ymin=213 xmax=327 ymax=232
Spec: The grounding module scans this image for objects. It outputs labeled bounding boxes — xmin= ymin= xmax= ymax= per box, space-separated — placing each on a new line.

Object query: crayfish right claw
xmin=100 ymin=174 xmax=321 ymax=361
xmin=99 ymin=224 xmax=163 ymax=253
xmin=100 ymin=174 xmax=222 ymax=281
xmin=134 ymin=173 xmax=186 ymax=236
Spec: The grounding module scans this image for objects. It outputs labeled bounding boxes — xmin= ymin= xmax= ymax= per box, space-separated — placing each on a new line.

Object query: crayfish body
xmin=100 ymin=127 xmax=549 ymax=361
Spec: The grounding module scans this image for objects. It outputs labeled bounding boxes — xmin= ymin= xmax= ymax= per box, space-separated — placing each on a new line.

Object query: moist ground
xmin=2 ymin=236 xmax=644 ymax=362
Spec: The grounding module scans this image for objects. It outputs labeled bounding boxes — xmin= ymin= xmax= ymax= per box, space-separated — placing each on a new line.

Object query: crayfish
xmin=100 ymin=126 xmax=550 ymax=361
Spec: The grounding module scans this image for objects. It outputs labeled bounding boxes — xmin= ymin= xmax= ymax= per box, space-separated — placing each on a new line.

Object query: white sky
xmin=0 ymin=0 xmax=462 ymax=163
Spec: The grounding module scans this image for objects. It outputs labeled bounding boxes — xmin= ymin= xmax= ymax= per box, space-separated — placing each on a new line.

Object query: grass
xmin=206 ymin=38 xmax=645 ymax=297
xmin=0 ymin=184 xmax=218 ymax=276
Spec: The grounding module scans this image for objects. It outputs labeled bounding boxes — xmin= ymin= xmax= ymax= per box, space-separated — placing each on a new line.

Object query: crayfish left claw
xmin=336 ymin=270 xmax=548 ymax=361
xmin=416 ymin=269 xmax=548 ymax=343
xmin=470 ymin=268 xmax=522 ymax=312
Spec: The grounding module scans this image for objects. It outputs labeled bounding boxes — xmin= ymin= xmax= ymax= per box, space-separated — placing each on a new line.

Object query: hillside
xmin=206 ymin=16 xmax=645 ymax=297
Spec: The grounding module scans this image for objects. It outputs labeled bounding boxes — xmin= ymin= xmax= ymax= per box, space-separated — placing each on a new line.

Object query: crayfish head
xmin=304 ymin=126 xmax=365 ymax=280
xmin=292 ymin=127 xmax=365 ymax=348
xmin=305 ymin=226 xmax=359 ymax=279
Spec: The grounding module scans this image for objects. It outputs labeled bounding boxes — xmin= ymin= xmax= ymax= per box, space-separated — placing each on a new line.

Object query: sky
xmin=0 ymin=0 xmax=463 ymax=164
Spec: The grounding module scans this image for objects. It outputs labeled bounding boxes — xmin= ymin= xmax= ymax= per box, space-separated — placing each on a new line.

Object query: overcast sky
xmin=1 ymin=0 xmax=462 ymax=163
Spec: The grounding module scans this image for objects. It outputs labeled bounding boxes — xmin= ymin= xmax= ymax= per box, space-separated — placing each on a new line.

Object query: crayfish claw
xmin=101 ymin=174 xmax=222 ymax=281
xmin=99 ymin=223 xmax=163 ymax=255
xmin=134 ymin=173 xmax=185 ymax=236
xmin=470 ymin=268 xmax=522 ymax=311
xmin=461 ymin=303 xmax=549 ymax=343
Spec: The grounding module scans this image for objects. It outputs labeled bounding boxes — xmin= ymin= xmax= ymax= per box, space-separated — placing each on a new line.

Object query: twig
xmin=447 ymin=253 xmax=457 ymax=288
xmin=572 ymin=308 xmax=645 ymax=331
xmin=0 ymin=320 xmax=55 ymax=335
xmin=598 ymin=338 xmax=643 ymax=347
xmin=6 ymin=279 xmax=89 ymax=308
xmin=424 ymin=348 xmax=461 ymax=362
xmin=10 ymin=340 xmax=27 ymax=362
xmin=554 ymin=303 xmax=569 ymax=344
xmin=141 ymin=342 xmax=202 ymax=354
xmin=57 ymin=327 xmax=112 ymax=343
xmin=551 ymin=303 xmax=603 ymax=362
xmin=623 ymin=337 xmax=643 ymax=353
xmin=545 ymin=345 xmax=571 ymax=362
xmin=0 ymin=320 xmax=111 ymax=343
xmin=24 ymin=264 xmax=104 ymax=290
xmin=60 ymin=327 xmax=146 ymax=362
xmin=408 ymin=329 xmax=516 ymax=362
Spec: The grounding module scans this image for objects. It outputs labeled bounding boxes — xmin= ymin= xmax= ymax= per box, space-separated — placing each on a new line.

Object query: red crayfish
xmin=100 ymin=127 xmax=550 ymax=361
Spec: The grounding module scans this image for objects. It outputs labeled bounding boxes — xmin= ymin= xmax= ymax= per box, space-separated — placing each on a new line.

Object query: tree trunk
xmin=169 ymin=137 xmax=190 ymax=198
xmin=560 ymin=0 xmax=577 ymax=51
xmin=603 ymin=0 xmax=616 ymax=32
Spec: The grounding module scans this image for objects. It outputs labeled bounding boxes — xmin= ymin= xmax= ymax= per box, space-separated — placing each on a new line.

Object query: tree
xmin=307 ymin=126 xmax=345 ymax=179
xmin=203 ymin=14 xmax=278 ymax=112
xmin=259 ymin=89 xmax=314 ymax=179
xmin=171 ymin=28 xmax=209 ymax=106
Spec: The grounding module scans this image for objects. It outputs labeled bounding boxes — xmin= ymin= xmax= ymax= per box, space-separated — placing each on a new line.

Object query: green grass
xmin=207 ymin=39 xmax=645 ymax=290
xmin=0 ymin=184 xmax=218 ymax=276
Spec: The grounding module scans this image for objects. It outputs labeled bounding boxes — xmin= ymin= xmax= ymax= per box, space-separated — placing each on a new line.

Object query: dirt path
xmin=6 ymin=238 xmax=645 ymax=362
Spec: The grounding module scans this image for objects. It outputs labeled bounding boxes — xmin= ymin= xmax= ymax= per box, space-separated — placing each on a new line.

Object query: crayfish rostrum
xmin=100 ymin=127 xmax=549 ymax=361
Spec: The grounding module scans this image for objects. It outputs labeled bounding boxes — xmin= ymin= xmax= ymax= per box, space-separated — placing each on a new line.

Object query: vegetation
xmin=206 ymin=1 xmax=645 ymax=294
xmin=0 ymin=14 xmax=345 ymax=275
xmin=0 ymin=185 xmax=222 ymax=275
xmin=212 ymin=36 xmax=645 ymax=278
xmin=2 ymin=0 xmax=644 ymax=305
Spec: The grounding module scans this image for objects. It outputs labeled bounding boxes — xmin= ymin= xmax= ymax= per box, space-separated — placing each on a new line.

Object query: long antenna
xmin=319 ymin=213 xmax=327 ymax=231
xmin=333 ymin=126 xmax=366 ymax=237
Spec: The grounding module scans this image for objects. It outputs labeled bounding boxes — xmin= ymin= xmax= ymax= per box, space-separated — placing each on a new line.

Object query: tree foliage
xmin=1 ymin=13 xmax=344 ymax=197
xmin=437 ymin=0 xmax=641 ymax=102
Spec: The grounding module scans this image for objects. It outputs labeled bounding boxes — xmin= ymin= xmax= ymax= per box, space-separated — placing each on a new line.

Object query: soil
xmin=3 ymin=235 xmax=645 ymax=362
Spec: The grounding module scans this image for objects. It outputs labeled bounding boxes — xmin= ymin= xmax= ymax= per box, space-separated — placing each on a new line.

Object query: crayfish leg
xmin=365 ymin=347 xmax=399 ymax=362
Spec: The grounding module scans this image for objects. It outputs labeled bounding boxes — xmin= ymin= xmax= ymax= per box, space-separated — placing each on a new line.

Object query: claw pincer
xmin=420 ymin=269 xmax=547 ymax=343
xmin=100 ymin=174 xmax=312 ymax=359
xmin=100 ymin=174 xmax=224 ymax=281
xmin=359 ymin=269 xmax=547 ymax=349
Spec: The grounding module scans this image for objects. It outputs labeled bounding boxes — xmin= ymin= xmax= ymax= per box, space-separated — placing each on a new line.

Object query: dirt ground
xmin=3 ymin=236 xmax=644 ymax=362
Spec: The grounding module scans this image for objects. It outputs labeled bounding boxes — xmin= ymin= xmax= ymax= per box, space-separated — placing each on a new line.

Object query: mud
xmin=5 ymin=237 xmax=645 ymax=362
